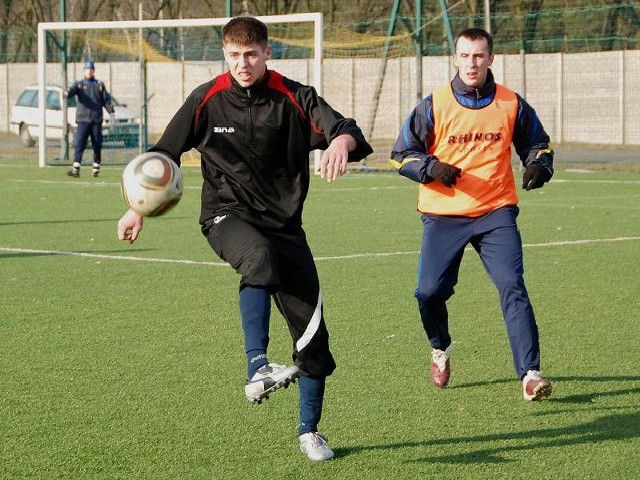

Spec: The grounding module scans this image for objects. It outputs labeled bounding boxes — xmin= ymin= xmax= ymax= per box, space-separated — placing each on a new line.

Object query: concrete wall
xmin=3 ymin=50 xmax=639 ymax=160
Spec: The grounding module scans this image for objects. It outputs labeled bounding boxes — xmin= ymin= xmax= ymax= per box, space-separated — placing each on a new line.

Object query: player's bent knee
xmin=240 ymin=244 xmax=280 ymax=287
xmin=415 ymin=285 xmax=451 ymax=304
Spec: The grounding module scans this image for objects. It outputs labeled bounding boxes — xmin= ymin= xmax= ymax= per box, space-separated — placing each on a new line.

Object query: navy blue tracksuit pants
xmin=74 ymin=122 xmax=103 ymax=164
xmin=415 ymin=205 xmax=540 ymax=379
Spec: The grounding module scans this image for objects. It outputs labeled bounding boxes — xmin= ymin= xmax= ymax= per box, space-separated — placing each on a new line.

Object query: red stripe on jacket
xmin=194 ymin=72 xmax=233 ymax=123
xmin=267 ymin=71 xmax=324 ymax=136
xmin=194 ymin=70 xmax=325 ymax=136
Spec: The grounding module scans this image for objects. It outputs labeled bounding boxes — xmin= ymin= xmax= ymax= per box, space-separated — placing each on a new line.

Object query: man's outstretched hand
xmin=117 ymin=209 xmax=144 ymax=244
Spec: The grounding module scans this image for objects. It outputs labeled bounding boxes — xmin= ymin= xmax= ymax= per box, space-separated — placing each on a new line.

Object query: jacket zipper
xmin=247 ymin=88 xmax=253 ymax=145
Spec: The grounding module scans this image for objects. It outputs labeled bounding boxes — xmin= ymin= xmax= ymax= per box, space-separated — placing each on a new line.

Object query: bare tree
xmin=601 ymin=0 xmax=623 ymax=51
xmin=1 ymin=0 xmax=640 ymax=62
xmin=522 ymin=0 xmax=544 ymax=53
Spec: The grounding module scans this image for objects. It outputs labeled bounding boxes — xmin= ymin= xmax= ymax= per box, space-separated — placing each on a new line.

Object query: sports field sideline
xmin=1 ymin=158 xmax=639 ymax=479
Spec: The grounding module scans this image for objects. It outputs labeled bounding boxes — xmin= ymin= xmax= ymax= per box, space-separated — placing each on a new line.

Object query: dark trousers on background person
xmin=74 ymin=121 xmax=103 ymax=164
xmin=415 ymin=205 xmax=541 ymax=379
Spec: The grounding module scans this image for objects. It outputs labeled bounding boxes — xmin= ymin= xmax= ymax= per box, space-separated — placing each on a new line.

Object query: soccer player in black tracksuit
xmin=65 ymin=60 xmax=115 ymax=178
xmin=117 ymin=17 xmax=373 ymax=461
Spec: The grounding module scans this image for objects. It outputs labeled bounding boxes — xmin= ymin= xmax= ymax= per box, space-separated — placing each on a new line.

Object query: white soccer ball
xmin=121 ymin=152 xmax=183 ymax=217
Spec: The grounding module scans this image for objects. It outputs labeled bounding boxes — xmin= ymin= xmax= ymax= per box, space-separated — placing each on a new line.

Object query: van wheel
xmin=20 ymin=124 xmax=36 ymax=147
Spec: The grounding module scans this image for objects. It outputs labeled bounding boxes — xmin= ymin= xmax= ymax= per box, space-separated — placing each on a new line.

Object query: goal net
xmin=36 ymin=14 xmax=322 ymax=168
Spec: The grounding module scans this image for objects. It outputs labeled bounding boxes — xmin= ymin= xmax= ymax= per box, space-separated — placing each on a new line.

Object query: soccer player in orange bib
xmin=390 ymin=28 xmax=553 ymax=401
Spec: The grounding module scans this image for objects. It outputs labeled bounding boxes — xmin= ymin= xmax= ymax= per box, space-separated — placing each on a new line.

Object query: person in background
xmin=65 ymin=60 xmax=115 ymax=178
xmin=390 ymin=27 xmax=553 ymax=401
xmin=117 ymin=16 xmax=372 ymax=460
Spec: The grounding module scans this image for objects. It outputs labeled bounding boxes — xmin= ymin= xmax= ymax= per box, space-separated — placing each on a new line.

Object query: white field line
xmin=2 ymin=236 xmax=640 ymax=267
xmin=10 ymin=179 xmax=203 ymax=190
xmin=8 ymin=177 xmax=640 ymax=190
xmin=12 ymin=179 xmax=413 ymax=192
xmin=549 ymin=179 xmax=640 ymax=184
xmin=0 ymin=247 xmax=230 ymax=267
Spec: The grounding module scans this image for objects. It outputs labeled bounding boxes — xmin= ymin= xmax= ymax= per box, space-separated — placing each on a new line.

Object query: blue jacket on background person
xmin=66 ymin=60 xmax=114 ymax=123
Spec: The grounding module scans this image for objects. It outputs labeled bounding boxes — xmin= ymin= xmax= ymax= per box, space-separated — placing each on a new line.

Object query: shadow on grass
xmin=335 ymin=411 xmax=640 ymax=463
xmin=334 ymin=375 xmax=640 ymax=462
xmin=449 ymin=377 xmax=513 ymax=389
xmin=545 ymin=375 xmax=640 ymax=405
xmin=453 ymin=375 xmax=640 ymax=396
xmin=452 ymin=375 xmax=640 ymax=404
xmin=411 ymin=411 xmax=640 ymax=464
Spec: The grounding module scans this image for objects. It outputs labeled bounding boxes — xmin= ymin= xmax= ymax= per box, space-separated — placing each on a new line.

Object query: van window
xmin=16 ymin=90 xmax=38 ymax=107
xmin=46 ymin=90 xmax=61 ymax=110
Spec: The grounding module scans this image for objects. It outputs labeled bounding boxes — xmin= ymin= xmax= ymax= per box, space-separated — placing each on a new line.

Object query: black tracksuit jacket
xmin=150 ymin=69 xmax=373 ymax=230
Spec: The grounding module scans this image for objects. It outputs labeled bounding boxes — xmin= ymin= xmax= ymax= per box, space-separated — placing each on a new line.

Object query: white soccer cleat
xmin=299 ymin=432 xmax=335 ymax=461
xmin=244 ymin=363 xmax=300 ymax=404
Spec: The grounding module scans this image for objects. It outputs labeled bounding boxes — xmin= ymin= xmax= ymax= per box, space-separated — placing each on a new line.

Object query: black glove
xmin=522 ymin=164 xmax=552 ymax=190
xmin=430 ymin=161 xmax=462 ymax=187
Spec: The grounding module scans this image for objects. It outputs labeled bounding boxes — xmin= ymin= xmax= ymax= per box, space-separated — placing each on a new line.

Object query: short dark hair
xmin=222 ymin=16 xmax=269 ymax=47
xmin=455 ymin=28 xmax=493 ymax=55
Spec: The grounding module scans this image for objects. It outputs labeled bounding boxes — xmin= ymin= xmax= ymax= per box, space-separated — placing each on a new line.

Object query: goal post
xmin=36 ymin=13 xmax=323 ymax=168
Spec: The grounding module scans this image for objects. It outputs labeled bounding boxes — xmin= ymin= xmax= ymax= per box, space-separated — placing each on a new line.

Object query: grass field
xmin=1 ymin=157 xmax=640 ymax=479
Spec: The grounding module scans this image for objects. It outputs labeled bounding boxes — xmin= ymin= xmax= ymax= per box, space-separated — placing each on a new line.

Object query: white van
xmin=10 ymin=84 xmax=141 ymax=148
